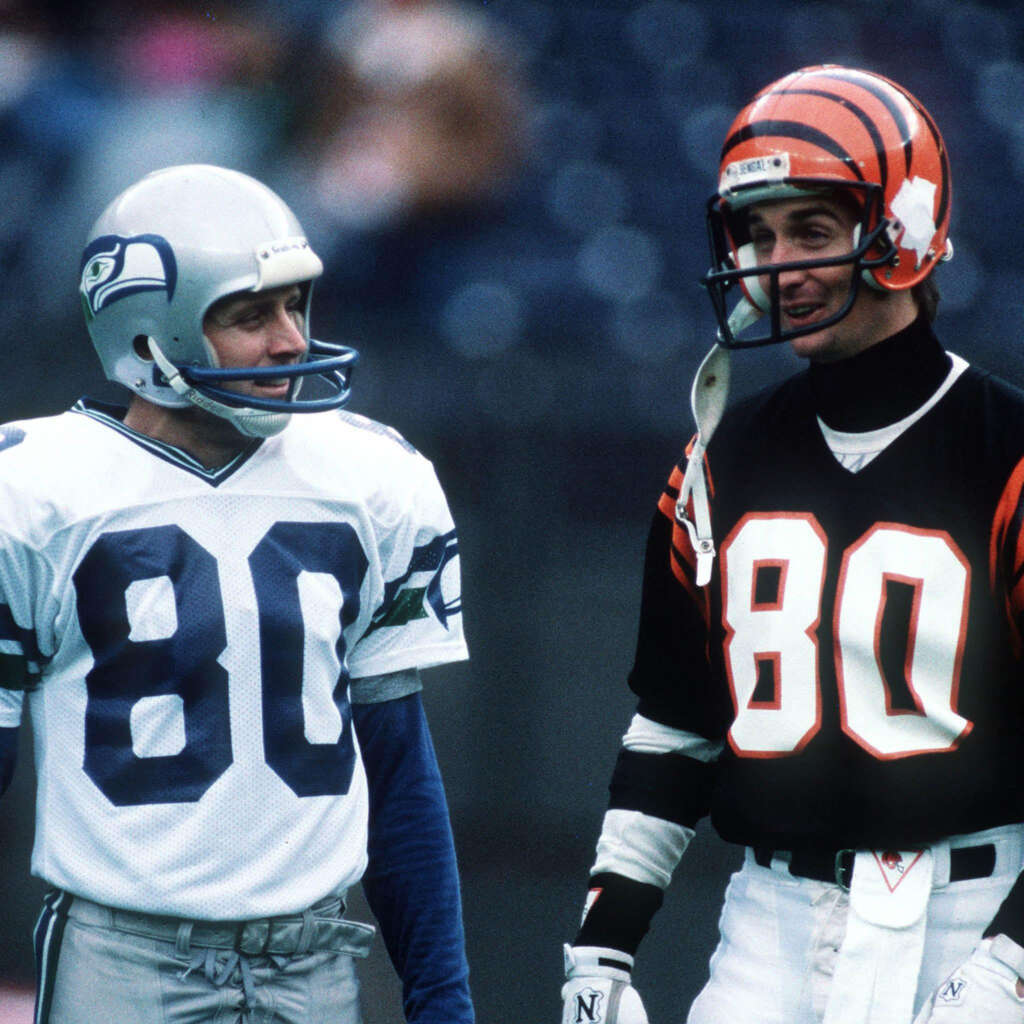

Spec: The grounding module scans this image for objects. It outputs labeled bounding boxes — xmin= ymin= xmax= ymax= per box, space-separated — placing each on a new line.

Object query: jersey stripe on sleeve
xmin=0 ymin=603 xmax=41 ymax=691
xmin=656 ymin=457 xmax=712 ymax=630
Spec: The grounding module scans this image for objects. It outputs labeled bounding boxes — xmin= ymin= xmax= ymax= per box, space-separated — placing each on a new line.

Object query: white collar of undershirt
xmin=817 ymin=352 xmax=968 ymax=473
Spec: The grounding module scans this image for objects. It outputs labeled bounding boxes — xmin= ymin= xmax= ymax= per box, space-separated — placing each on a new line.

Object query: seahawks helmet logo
xmin=79 ymin=233 xmax=177 ymax=319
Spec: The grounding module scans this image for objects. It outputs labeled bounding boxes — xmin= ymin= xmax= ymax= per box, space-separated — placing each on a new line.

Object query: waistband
xmin=749 ymin=823 xmax=1024 ymax=891
xmin=60 ymin=891 xmax=375 ymax=958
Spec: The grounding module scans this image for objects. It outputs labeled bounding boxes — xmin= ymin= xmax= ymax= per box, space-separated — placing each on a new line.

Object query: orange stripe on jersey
xmin=670 ymin=521 xmax=699 ymax=599
xmin=990 ymin=453 xmax=1024 ymax=655
xmin=658 ymin=463 xmax=685 ymax=522
xmin=657 ymin=447 xmax=712 ymax=627
xmin=659 ymin=460 xmax=695 ymax=594
xmin=657 ymin=436 xmax=716 ymax=520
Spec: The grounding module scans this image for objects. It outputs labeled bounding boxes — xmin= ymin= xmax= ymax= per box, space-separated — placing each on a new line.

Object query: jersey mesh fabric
xmin=0 ymin=404 xmax=467 ymax=919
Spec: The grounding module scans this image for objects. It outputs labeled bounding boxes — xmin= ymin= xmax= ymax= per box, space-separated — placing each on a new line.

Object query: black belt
xmin=753 ymin=842 xmax=996 ymax=890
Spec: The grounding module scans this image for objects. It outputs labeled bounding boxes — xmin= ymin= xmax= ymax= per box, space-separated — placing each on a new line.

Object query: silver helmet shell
xmin=80 ymin=164 xmax=356 ymax=433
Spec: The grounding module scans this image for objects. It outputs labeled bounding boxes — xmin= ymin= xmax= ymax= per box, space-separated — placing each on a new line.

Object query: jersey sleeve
xmin=348 ymin=456 xmax=469 ymax=679
xmin=0 ymin=529 xmax=46 ymax=709
xmin=628 ymin=462 xmax=732 ymax=737
xmin=354 ymin=693 xmax=474 ymax=1023
xmin=0 ymin=525 xmax=44 ymax=742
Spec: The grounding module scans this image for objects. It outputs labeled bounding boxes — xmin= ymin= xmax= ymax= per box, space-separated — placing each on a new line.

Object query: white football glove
xmin=561 ymin=945 xmax=649 ymax=1024
xmin=913 ymin=936 xmax=1024 ymax=1022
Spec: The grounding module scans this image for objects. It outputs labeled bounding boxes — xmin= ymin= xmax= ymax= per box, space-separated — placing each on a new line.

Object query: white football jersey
xmin=0 ymin=402 xmax=468 ymax=919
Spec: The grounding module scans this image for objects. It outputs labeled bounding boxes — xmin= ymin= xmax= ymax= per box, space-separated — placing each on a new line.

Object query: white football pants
xmin=686 ymin=824 xmax=1024 ymax=1024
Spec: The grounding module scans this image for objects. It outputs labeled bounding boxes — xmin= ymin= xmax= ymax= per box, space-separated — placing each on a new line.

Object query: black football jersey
xmin=630 ymin=353 xmax=1024 ymax=850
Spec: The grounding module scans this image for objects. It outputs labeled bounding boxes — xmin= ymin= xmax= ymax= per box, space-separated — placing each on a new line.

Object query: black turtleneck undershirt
xmin=808 ymin=315 xmax=952 ymax=433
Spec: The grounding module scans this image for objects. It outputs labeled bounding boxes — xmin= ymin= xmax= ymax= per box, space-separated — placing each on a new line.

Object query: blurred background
xmin=2 ymin=0 xmax=1024 ymax=1020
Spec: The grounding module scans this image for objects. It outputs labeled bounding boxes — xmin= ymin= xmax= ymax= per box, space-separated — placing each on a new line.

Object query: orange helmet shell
xmin=716 ymin=65 xmax=952 ymax=292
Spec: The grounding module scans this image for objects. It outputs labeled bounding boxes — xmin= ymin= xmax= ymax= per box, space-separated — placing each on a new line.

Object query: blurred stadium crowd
xmin=3 ymin=0 xmax=1024 ymax=1019
xmin=9 ymin=0 xmax=1024 ymax=439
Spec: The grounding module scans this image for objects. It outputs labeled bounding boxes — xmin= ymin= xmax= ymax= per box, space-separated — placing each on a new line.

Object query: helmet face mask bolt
xmin=701 ymin=65 xmax=952 ymax=349
xmin=80 ymin=164 xmax=358 ymax=437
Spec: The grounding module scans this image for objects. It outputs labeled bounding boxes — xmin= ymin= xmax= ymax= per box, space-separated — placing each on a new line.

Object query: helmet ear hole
xmin=132 ymin=335 xmax=153 ymax=360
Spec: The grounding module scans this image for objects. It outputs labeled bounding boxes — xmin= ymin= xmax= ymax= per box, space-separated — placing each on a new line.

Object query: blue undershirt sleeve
xmin=352 ymin=692 xmax=474 ymax=1024
xmin=0 ymin=725 xmax=18 ymax=797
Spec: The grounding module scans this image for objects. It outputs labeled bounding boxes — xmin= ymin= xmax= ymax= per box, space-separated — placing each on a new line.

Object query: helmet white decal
xmin=720 ymin=152 xmax=791 ymax=196
xmin=889 ymin=176 xmax=938 ymax=267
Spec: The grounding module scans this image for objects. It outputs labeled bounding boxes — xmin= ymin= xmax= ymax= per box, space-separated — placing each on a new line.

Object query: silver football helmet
xmin=80 ymin=164 xmax=357 ymax=437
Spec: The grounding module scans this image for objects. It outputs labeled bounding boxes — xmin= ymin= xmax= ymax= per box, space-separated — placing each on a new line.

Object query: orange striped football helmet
xmin=702 ymin=65 xmax=953 ymax=347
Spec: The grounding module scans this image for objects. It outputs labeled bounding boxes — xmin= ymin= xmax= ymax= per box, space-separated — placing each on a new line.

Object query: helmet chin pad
xmin=146 ymin=336 xmax=292 ymax=437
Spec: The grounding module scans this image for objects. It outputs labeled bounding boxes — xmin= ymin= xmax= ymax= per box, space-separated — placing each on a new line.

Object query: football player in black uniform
xmin=561 ymin=65 xmax=1024 ymax=1024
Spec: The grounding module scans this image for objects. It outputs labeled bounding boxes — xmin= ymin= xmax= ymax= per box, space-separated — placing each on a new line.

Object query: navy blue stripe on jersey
xmin=0 ymin=603 xmax=42 ymax=689
xmin=354 ymin=693 xmax=474 ymax=1024
xmin=0 ymin=603 xmax=36 ymax=652
xmin=608 ymin=748 xmax=716 ymax=829
xmin=33 ymin=889 xmax=73 ymax=1024
xmin=72 ymin=399 xmax=262 ymax=486
xmin=0 ymin=651 xmax=31 ymax=690
xmin=0 ymin=725 xmax=16 ymax=795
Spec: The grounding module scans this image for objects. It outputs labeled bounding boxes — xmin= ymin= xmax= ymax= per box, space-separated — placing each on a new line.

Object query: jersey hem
xmin=348 ymin=641 xmax=469 ymax=680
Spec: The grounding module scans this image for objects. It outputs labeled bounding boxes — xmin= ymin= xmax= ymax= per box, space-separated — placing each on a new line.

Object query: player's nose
xmin=766 ymin=235 xmax=805 ymax=268
xmin=771 ymin=243 xmax=810 ymax=289
xmin=267 ymin=308 xmax=307 ymax=357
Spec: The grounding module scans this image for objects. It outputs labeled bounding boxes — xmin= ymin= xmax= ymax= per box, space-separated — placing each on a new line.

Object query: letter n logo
xmin=574 ymin=987 xmax=604 ymax=1023
xmin=939 ymin=977 xmax=967 ymax=1004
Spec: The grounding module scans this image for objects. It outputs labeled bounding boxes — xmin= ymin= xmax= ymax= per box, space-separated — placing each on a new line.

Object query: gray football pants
xmin=34 ymin=890 xmax=376 ymax=1024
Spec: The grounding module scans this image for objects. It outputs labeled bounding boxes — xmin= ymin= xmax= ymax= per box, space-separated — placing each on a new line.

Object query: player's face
xmin=746 ymin=195 xmax=902 ymax=362
xmin=202 ymin=285 xmax=308 ymax=400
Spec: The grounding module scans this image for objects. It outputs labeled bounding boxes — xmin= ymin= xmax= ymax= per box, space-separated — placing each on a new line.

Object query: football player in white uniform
xmin=561 ymin=66 xmax=1024 ymax=1024
xmin=0 ymin=164 xmax=474 ymax=1024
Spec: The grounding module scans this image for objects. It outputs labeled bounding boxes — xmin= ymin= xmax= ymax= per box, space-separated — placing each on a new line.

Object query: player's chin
xmin=787 ymin=325 xmax=835 ymax=361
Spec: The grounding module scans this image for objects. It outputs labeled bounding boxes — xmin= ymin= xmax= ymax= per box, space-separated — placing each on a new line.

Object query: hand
xmin=913 ymin=938 xmax=1024 ymax=1022
xmin=561 ymin=945 xmax=649 ymax=1024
